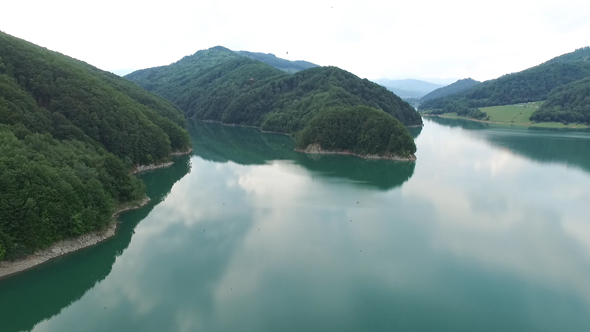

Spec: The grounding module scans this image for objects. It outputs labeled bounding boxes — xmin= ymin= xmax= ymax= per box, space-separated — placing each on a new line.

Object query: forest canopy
xmin=0 ymin=31 xmax=190 ymax=261
xmin=530 ymin=76 xmax=590 ymax=123
xmin=295 ymin=106 xmax=417 ymax=158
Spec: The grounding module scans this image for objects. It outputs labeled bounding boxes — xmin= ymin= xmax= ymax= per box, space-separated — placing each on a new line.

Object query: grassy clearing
xmin=429 ymin=106 xmax=589 ymax=129
xmin=479 ymin=103 xmax=540 ymax=124
xmin=423 ymin=101 xmax=589 ymax=129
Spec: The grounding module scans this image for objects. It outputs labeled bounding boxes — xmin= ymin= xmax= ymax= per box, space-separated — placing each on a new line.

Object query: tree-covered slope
xmin=0 ymin=31 xmax=190 ymax=261
xmin=545 ymin=46 xmax=590 ymax=64
xmin=0 ymin=32 xmax=190 ymax=164
xmin=295 ymin=106 xmax=416 ymax=158
xmin=236 ymin=51 xmax=318 ymax=73
xmin=126 ymin=48 xmax=422 ymax=133
xmin=420 ymin=47 xmax=590 ymax=113
xmin=420 ymin=78 xmax=481 ymax=102
xmin=224 ymin=66 xmax=423 ymax=132
xmin=125 ymin=46 xmax=245 ymax=98
xmin=530 ymin=76 xmax=590 ymax=123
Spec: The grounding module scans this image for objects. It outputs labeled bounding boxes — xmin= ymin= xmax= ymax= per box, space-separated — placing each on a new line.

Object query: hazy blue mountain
xmin=110 ymin=68 xmax=137 ymax=76
xmin=373 ymin=78 xmax=444 ymax=98
xmin=236 ymin=51 xmax=319 ymax=73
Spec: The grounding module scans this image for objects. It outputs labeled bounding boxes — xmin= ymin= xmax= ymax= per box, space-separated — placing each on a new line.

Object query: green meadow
xmin=479 ymin=103 xmax=540 ymax=124
xmin=431 ymin=102 xmax=589 ymax=129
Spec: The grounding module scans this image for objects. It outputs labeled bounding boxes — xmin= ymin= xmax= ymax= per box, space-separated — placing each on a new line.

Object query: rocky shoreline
xmin=131 ymin=161 xmax=174 ymax=174
xmin=170 ymin=148 xmax=193 ymax=156
xmin=131 ymin=149 xmax=193 ymax=174
xmin=421 ymin=114 xmax=589 ymax=129
xmin=0 ymin=197 xmax=151 ymax=280
xmin=0 ymin=148 xmax=192 ymax=279
xmin=296 ymin=143 xmax=417 ymax=161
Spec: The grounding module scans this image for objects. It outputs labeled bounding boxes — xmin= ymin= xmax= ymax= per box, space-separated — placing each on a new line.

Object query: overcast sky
xmin=3 ymin=0 xmax=590 ymax=82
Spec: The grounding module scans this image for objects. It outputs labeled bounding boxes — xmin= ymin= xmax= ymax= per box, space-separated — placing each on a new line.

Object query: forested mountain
xmin=420 ymin=78 xmax=481 ymax=102
xmin=530 ymin=76 xmax=590 ymax=123
xmin=420 ymin=47 xmax=590 ymax=121
xmin=221 ymin=66 xmax=422 ymax=132
xmin=373 ymin=79 xmax=443 ymax=98
xmin=0 ymin=31 xmax=190 ymax=261
xmin=126 ymin=47 xmax=422 ymax=133
xmin=236 ymin=51 xmax=318 ymax=73
xmin=124 ymin=46 xmax=244 ymax=98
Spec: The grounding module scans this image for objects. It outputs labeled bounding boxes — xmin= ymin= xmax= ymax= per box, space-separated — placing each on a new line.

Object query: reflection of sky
xmin=30 ymin=121 xmax=590 ymax=331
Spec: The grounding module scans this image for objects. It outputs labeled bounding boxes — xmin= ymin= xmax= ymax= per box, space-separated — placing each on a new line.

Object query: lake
xmin=1 ymin=117 xmax=590 ymax=332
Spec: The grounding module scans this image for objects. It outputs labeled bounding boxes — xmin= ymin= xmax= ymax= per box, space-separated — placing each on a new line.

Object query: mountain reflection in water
xmin=2 ymin=119 xmax=590 ymax=332
xmin=191 ymin=120 xmax=416 ymax=190
xmin=425 ymin=116 xmax=590 ymax=174
xmin=0 ymin=156 xmax=191 ymax=332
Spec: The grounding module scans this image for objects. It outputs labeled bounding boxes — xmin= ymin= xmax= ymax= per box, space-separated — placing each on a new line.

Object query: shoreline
xmin=131 ymin=162 xmax=174 ymax=174
xmin=0 ymin=197 xmax=151 ymax=280
xmin=200 ymin=119 xmax=261 ymax=129
xmin=0 ymin=148 xmax=191 ymax=279
xmin=295 ymin=143 xmax=417 ymax=161
xmin=171 ymin=148 xmax=193 ymax=156
xmin=199 ymin=119 xmax=292 ymax=136
xmin=197 ymin=119 xmax=423 ymax=133
xmin=131 ymin=149 xmax=193 ymax=174
xmin=422 ymin=113 xmax=516 ymax=126
xmin=422 ymin=114 xmax=590 ymax=129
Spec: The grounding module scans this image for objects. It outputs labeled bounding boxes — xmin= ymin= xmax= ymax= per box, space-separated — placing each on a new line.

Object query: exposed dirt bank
xmin=0 ymin=197 xmax=151 ymax=280
xmin=295 ymin=143 xmax=417 ymax=161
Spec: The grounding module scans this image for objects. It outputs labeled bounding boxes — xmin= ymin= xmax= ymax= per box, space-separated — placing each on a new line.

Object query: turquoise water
xmin=1 ymin=118 xmax=590 ymax=331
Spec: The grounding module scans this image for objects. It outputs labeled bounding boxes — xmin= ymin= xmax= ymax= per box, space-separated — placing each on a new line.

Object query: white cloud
xmin=3 ymin=0 xmax=590 ymax=81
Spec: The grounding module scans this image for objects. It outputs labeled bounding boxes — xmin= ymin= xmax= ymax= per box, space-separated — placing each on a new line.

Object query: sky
xmin=3 ymin=0 xmax=590 ymax=82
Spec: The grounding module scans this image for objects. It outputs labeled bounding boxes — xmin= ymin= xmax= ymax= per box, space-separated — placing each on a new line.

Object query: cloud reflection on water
xmin=26 ymin=119 xmax=590 ymax=332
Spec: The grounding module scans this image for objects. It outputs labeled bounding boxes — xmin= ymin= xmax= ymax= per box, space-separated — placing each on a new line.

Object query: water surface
xmin=1 ymin=118 xmax=590 ymax=331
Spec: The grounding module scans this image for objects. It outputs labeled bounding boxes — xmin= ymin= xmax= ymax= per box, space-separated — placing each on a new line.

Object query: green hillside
xmin=420 ymin=47 xmax=590 ymax=122
xmin=126 ymin=47 xmax=422 ymax=133
xmin=421 ymin=78 xmax=481 ymax=102
xmin=531 ymin=76 xmax=590 ymax=123
xmin=0 ymin=31 xmax=190 ymax=260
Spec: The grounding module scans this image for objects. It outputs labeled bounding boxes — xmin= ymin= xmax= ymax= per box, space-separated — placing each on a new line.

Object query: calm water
xmin=2 ymin=118 xmax=590 ymax=331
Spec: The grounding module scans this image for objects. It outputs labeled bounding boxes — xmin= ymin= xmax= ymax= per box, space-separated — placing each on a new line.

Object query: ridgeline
xmin=125 ymin=46 xmax=422 ymax=133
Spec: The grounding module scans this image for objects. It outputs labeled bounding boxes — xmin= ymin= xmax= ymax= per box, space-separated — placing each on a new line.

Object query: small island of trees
xmin=295 ymin=106 xmax=417 ymax=160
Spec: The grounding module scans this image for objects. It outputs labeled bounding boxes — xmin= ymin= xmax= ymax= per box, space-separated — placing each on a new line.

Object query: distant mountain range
xmin=372 ymin=79 xmax=444 ymax=98
xmin=110 ymin=51 xmax=318 ymax=77
xmin=235 ymin=51 xmax=318 ymax=73
xmin=110 ymin=68 xmax=137 ymax=76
